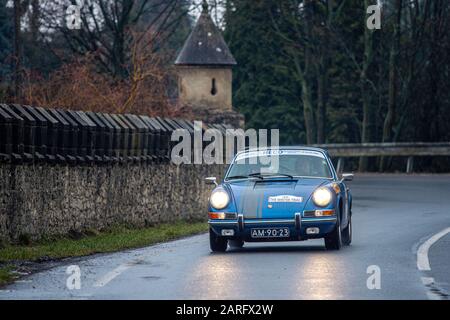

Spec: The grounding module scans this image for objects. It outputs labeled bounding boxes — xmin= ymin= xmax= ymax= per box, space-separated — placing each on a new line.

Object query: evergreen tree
xmin=224 ymin=0 xmax=304 ymax=144
xmin=0 ymin=0 xmax=14 ymax=98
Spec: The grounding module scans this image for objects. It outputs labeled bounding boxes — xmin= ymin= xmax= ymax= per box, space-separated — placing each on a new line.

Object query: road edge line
xmin=93 ymin=261 xmax=139 ymax=288
xmin=417 ymin=227 xmax=450 ymax=271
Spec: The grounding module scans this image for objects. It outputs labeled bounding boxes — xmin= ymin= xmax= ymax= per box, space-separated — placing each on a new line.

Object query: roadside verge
xmin=0 ymin=222 xmax=208 ymax=287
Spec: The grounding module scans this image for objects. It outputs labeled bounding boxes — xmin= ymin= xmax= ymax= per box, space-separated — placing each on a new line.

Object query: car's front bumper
xmin=209 ymin=216 xmax=337 ymax=241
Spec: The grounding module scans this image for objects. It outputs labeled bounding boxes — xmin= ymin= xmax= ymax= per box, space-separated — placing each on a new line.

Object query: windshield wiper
xmin=228 ymin=173 xmax=294 ymax=180
xmin=227 ymin=174 xmax=264 ymax=180
xmin=259 ymin=173 xmax=294 ymax=179
xmin=248 ymin=173 xmax=265 ymax=179
xmin=227 ymin=175 xmax=251 ymax=180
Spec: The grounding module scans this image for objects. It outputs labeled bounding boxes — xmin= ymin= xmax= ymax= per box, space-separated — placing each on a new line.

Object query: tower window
xmin=211 ymin=78 xmax=217 ymax=96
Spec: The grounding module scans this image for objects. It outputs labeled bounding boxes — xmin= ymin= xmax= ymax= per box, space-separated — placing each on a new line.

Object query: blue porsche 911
xmin=206 ymin=147 xmax=353 ymax=252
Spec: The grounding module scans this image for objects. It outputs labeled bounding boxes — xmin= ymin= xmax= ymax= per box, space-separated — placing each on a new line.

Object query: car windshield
xmin=226 ymin=150 xmax=333 ymax=179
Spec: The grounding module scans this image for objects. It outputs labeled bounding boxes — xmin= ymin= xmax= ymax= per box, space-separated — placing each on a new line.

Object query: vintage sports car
xmin=206 ymin=147 xmax=353 ymax=252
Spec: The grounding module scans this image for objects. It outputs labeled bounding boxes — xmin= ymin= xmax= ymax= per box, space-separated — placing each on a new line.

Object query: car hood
xmin=225 ymin=178 xmax=330 ymax=219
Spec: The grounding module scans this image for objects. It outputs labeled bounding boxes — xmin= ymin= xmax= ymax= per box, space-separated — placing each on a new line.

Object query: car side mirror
xmin=205 ymin=177 xmax=218 ymax=186
xmin=341 ymin=173 xmax=354 ymax=182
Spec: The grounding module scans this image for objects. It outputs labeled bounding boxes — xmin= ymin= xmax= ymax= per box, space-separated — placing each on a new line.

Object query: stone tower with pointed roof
xmin=175 ymin=1 xmax=243 ymax=127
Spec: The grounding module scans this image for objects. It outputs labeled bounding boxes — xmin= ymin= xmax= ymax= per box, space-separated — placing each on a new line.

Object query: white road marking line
xmin=417 ymin=227 xmax=450 ymax=271
xmin=93 ymin=261 xmax=139 ymax=288
xmin=15 ymin=280 xmax=32 ymax=283
xmin=421 ymin=277 xmax=434 ymax=286
xmin=90 ymin=234 xmax=205 ymax=289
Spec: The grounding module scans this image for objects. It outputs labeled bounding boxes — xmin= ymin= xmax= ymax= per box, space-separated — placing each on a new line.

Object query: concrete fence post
xmin=406 ymin=156 xmax=414 ymax=174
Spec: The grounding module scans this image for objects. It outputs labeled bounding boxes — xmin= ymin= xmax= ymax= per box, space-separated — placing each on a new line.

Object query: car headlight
xmin=210 ymin=188 xmax=230 ymax=210
xmin=312 ymin=187 xmax=332 ymax=207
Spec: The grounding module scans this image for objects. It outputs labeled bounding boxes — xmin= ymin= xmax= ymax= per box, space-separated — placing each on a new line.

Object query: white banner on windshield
xmin=235 ymin=149 xmax=325 ymax=162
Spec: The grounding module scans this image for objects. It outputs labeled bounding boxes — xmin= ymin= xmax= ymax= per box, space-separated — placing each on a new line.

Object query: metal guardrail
xmin=313 ymin=142 xmax=450 ymax=173
xmin=0 ymin=103 xmax=232 ymax=165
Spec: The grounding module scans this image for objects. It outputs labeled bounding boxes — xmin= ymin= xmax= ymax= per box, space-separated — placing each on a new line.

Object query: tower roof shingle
xmin=175 ymin=1 xmax=236 ymax=66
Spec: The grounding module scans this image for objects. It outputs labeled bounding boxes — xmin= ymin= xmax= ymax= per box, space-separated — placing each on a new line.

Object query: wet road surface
xmin=1 ymin=174 xmax=450 ymax=300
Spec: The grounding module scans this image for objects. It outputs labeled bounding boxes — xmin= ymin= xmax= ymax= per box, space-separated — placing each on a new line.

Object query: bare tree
xmin=379 ymin=0 xmax=402 ymax=170
xmin=272 ymin=0 xmax=348 ymax=144
xmin=382 ymin=0 xmax=402 ymax=144
xmin=358 ymin=0 xmax=377 ymax=171
xmin=39 ymin=0 xmax=192 ymax=78
xmin=13 ymin=0 xmax=22 ymax=99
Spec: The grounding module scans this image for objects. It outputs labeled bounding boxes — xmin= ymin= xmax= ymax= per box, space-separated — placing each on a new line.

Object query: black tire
xmin=229 ymin=239 xmax=244 ymax=248
xmin=342 ymin=214 xmax=352 ymax=246
xmin=209 ymin=228 xmax=228 ymax=252
xmin=324 ymin=214 xmax=342 ymax=250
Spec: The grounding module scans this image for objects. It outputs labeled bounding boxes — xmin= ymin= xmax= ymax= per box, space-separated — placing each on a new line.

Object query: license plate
xmin=250 ymin=228 xmax=290 ymax=239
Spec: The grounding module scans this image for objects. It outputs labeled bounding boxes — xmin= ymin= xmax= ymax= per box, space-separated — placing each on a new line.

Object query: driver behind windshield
xmin=227 ymin=153 xmax=332 ymax=179
xmin=294 ymin=157 xmax=328 ymax=177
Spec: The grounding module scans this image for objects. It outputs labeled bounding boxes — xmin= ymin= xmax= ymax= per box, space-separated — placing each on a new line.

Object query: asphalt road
xmin=1 ymin=174 xmax=450 ymax=300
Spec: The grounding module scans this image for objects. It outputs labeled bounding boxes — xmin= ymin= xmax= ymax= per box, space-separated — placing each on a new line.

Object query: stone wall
xmin=0 ymin=163 xmax=224 ymax=243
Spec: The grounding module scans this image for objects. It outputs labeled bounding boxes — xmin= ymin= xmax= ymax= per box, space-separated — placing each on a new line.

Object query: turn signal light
xmin=304 ymin=210 xmax=336 ymax=217
xmin=332 ymin=183 xmax=341 ymax=194
xmin=208 ymin=212 xmax=226 ymax=219
xmin=315 ymin=210 xmax=335 ymax=217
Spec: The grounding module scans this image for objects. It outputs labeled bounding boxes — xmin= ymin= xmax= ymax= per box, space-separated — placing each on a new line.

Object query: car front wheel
xmin=209 ymin=228 xmax=228 ymax=252
xmin=324 ymin=219 xmax=342 ymax=250
xmin=342 ymin=215 xmax=352 ymax=246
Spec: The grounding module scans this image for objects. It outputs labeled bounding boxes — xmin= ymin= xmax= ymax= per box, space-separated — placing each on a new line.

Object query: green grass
xmin=0 ymin=265 xmax=16 ymax=286
xmin=0 ymin=222 xmax=208 ymax=262
xmin=0 ymin=222 xmax=208 ymax=285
